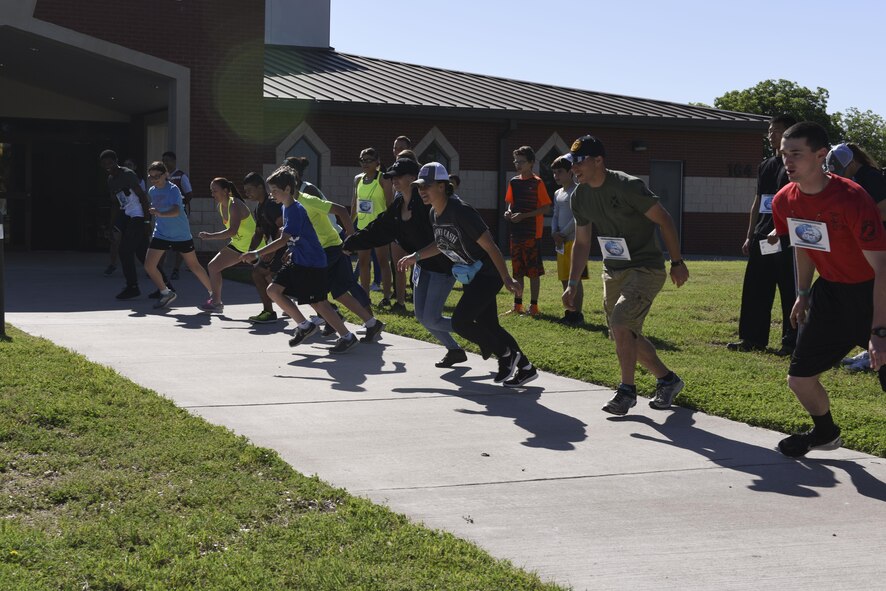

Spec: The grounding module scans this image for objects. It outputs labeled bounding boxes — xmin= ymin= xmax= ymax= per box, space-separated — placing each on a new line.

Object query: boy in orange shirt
xmin=503 ymin=146 xmax=552 ymax=316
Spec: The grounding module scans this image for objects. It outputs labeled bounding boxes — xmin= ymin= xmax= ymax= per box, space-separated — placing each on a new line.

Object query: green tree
xmin=832 ymin=108 xmax=886 ymax=166
xmin=714 ymin=79 xmax=842 ymax=148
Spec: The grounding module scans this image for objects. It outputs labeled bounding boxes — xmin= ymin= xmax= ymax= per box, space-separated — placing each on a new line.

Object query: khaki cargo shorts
xmin=602 ymin=266 xmax=666 ymax=336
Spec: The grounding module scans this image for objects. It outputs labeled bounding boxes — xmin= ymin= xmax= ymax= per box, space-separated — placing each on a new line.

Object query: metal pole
xmin=0 ymin=208 xmax=5 ymax=339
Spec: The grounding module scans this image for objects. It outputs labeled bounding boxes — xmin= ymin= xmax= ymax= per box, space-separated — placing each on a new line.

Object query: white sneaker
xmin=842 ymin=350 xmax=869 ymax=365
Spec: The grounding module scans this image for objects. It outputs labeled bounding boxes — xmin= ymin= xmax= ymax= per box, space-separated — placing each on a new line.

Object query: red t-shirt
xmin=772 ymin=175 xmax=886 ymax=283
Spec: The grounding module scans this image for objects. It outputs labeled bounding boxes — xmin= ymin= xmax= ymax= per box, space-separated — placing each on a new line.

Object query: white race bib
xmin=759 ymin=239 xmax=782 ymax=255
xmin=115 ymin=191 xmax=128 ymax=208
xmin=412 ymin=263 xmax=421 ymax=287
xmin=787 ymin=218 xmax=831 ymax=252
xmin=759 ymin=193 xmax=775 ymax=214
xmin=358 ymin=200 xmax=374 ymax=214
xmin=597 ymin=236 xmax=631 ymax=261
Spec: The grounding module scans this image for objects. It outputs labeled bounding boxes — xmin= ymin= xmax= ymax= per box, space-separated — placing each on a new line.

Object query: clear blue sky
xmin=330 ymin=0 xmax=885 ymax=118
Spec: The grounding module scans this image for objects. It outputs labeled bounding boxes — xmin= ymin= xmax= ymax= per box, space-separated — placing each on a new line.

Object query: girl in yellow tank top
xmin=197 ymin=177 xmax=264 ymax=312
xmin=351 ymin=148 xmax=395 ymax=304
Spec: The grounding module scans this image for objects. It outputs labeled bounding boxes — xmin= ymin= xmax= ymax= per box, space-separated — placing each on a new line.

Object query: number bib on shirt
xmin=597 ymin=236 xmax=631 ymax=261
xmin=787 ymin=218 xmax=831 ymax=252
xmin=759 ymin=193 xmax=775 ymax=214
xmin=358 ymin=200 xmax=374 ymax=214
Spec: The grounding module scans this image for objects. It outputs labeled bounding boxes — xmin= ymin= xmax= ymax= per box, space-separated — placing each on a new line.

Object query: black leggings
xmin=451 ymin=271 xmax=520 ymax=359
xmin=119 ymin=215 xmax=166 ymax=287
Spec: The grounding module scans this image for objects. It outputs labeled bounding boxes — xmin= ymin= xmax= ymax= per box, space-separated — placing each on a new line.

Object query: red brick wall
xmin=35 ymin=0 xmax=265 ymax=197
xmin=683 ymin=212 xmax=747 ymax=255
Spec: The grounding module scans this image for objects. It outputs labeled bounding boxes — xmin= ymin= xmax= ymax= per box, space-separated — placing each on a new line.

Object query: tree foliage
xmin=713 ymin=79 xmax=885 ymax=164
xmin=832 ymin=108 xmax=886 ymax=167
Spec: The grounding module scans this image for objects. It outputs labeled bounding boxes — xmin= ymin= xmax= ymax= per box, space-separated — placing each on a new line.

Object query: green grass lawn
xmin=355 ymin=259 xmax=886 ymax=457
xmin=0 ymin=327 xmax=563 ymax=591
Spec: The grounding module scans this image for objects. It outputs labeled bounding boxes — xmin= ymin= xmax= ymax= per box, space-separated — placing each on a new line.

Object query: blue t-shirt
xmin=282 ymin=200 xmax=327 ymax=268
xmin=149 ymin=182 xmax=191 ymax=242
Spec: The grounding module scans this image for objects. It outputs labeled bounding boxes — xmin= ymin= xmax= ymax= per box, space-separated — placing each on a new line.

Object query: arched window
xmin=418 ymin=141 xmax=450 ymax=171
xmin=535 ymin=132 xmax=569 ymax=198
xmin=286 ymin=137 xmax=321 ymax=185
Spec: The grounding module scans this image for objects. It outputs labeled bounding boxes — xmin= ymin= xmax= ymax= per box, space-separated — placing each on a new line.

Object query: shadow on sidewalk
xmin=277 ymin=341 xmax=406 ymax=393
xmin=393 ymin=366 xmax=587 ymax=451
xmin=621 ymin=409 xmax=886 ymax=500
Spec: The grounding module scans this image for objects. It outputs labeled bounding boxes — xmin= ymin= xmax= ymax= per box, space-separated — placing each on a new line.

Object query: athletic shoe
xmin=389 ymin=302 xmax=407 ymax=314
xmin=774 ymin=344 xmax=795 ymax=357
xmin=435 ymin=348 xmax=468 ymax=368
xmin=320 ymin=322 xmax=336 ymax=337
xmin=528 ymin=304 xmax=540 ymax=317
xmin=170 ymin=268 xmax=180 ymax=280
xmin=248 ymin=310 xmax=278 ymax=324
xmin=148 ymin=289 xmax=162 ymax=299
xmin=503 ymin=365 xmax=538 ymax=387
xmin=330 ymin=333 xmax=359 ymax=353
xmin=103 ymin=265 xmax=116 ymax=277
xmin=602 ymin=387 xmax=637 ymax=416
xmin=379 ymin=298 xmax=391 ymax=308
xmin=847 ymin=351 xmax=871 ymax=372
xmin=500 ymin=304 xmax=524 ymax=317
xmin=360 ymin=320 xmax=386 ymax=343
xmin=842 ymin=350 xmax=869 ymax=365
xmin=494 ymin=350 xmax=521 ymax=383
xmin=778 ymin=427 xmax=842 ymax=458
xmin=369 ymin=283 xmax=382 ymax=292
xmin=198 ymin=299 xmax=224 ymax=313
xmin=115 ymin=285 xmax=140 ymax=300
xmin=153 ymin=290 xmax=178 ymax=309
xmin=649 ymin=374 xmax=685 ymax=410
xmin=288 ymin=323 xmax=318 ymax=347
xmin=726 ymin=340 xmax=765 ymax=352
xmin=567 ymin=312 xmax=585 ymax=327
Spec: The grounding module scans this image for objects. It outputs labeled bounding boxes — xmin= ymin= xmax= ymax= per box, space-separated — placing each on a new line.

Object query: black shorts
xmin=257 ymin=249 xmax=285 ymax=274
xmin=272 ymin=264 xmax=328 ymax=305
xmin=325 ymin=245 xmax=356 ymax=299
xmin=226 ymin=243 xmax=245 ymax=254
xmin=790 ymin=277 xmax=873 ymax=377
xmin=149 ymin=238 xmax=195 ymax=253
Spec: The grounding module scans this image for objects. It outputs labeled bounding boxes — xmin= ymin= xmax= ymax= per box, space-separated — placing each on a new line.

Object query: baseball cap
xmin=826 ymin=143 xmax=853 ymax=176
xmin=382 ymin=157 xmax=420 ymax=178
xmin=568 ymin=135 xmax=606 ymax=163
xmin=412 ymin=162 xmax=451 ymax=186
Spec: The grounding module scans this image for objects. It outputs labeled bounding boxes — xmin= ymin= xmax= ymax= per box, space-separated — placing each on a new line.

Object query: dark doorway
xmin=649 ymin=160 xmax=684 ymax=255
xmin=0 ymin=118 xmax=130 ymax=251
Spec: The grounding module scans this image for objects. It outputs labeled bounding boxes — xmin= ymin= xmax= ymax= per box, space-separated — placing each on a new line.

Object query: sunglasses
xmin=359 ymin=158 xmax=377 ymax=164
xmin=147 ymin=173 xmax=164 ymax=180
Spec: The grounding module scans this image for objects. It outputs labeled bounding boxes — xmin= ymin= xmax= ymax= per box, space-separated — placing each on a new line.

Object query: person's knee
xmin=786 ymin=374 xmax=815 ymax=394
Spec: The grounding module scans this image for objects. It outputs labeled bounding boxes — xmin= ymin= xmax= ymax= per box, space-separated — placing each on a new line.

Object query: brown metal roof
xmin=264 ymin=46 xmax=768 ymax=126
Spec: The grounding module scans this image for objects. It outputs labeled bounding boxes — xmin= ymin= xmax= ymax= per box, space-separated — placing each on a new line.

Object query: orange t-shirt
xmin=505 ymin=174 xmax=552 ymax=240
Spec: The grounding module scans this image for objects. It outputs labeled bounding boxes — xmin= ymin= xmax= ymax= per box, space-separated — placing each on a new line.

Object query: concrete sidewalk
xmin=6 ymin=252 xmax=886 ymax=590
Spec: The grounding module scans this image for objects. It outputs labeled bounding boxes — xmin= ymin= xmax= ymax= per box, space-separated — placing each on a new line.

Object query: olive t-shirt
xmin=571 ymin=170 xmax=664 ymax=271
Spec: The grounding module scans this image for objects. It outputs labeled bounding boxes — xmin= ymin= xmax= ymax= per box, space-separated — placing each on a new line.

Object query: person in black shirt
xmin=345 ymin=158 xmax=467 ymax=368
xmin=728 ymin=114 xmax=798 ymax=355
xmin=243 ymin=172 xmax=283 ymax=324
xmin=398 ymin=163 xmax=537 ymax=387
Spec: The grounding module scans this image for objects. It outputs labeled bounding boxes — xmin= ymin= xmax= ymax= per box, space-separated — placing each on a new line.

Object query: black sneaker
xmin=116 ymin=285 xmax=140 ymax=300
xmin=774 ymin=344 xmax=795 ymax=357
xmin=778 ymin=427 xmax=842 ymax=458
xmin=389 ymin=302 xmax=407 ymax=314
xmin=494 ymin=350 xmax=520 ymax=383
xmin=289 ymin=323 xmax=318 ymax=347
xmin=602 ymin=387 xmax=637 ymax=416
xmin=503 ymin=365 xmax=538 ymax=387
xmin=435 ymin=348 xmax=467 ymax=368
xmin=360 ymin=320 xmax=386 ymax=343
xmin=103 ymin=264 xmax=116 ymax=277
xmin=726 ymin=341 xmax=765 ymax=352
xmin=321 ymin=322 xmax=337 ymax=337
xmin=379 ymin=298 xmax=391 ymax=308
xmin=148 ymin=289 xmax=162 ymax=299
xmin=330 ymin=333 xmax=359 ymax=353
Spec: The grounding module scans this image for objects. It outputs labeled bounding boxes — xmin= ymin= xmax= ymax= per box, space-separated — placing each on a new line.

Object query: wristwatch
xmin=670 ymin=259 xmax=684 ymax=268
xmin=872 ymin=327 xmax=886 ymax=338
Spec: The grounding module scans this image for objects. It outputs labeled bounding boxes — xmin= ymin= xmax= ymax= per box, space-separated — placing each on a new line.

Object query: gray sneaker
xmin=153 ymin=290 xmax=178 ymax=309
xmin=649 ymin=374 xmax=685 ymax=410
xmin=602 ymin=387 xmax=637 ymax=416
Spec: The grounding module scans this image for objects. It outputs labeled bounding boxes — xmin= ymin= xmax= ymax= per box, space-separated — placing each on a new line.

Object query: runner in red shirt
xmin=771 ymin=121 xmax=886 ymax=458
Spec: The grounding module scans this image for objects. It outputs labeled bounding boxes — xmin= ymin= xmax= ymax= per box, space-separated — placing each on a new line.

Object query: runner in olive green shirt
xmin=562 ymin=135 xmax=689 ymax=416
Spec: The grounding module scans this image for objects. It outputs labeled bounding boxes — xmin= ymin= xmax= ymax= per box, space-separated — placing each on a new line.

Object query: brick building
xmin=0 ymin=0 xmax=767 ymax=255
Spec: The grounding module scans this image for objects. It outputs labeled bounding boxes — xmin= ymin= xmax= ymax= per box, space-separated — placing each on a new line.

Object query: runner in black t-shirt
xmin=243 ymin=172 xmax=283 ymax=323
xmin=729 ymin=114 xmax=798 ymax=355
xmin=398 ymin=163 xmax=537 ymax=387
